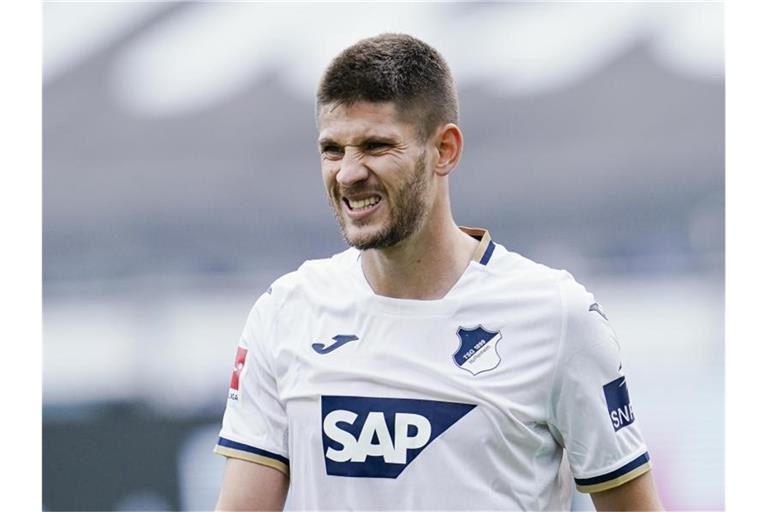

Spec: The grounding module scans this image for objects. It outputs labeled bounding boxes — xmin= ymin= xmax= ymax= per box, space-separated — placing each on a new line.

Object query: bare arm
xmin=591 ymin=470 xmax=663 ymax=511
xmin=216 ymin=458 xmax=289 ymax=511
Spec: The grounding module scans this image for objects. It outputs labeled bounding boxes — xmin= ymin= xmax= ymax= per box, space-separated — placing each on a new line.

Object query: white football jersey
xmin=214 ymin=229 xmax=651 ymax=510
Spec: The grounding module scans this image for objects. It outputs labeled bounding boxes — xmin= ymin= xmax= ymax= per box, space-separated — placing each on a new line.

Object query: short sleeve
xmin=548 ymin=274 xmax=651 ymax=494
xmin=213 ymin=288 xmax=290 ymax=475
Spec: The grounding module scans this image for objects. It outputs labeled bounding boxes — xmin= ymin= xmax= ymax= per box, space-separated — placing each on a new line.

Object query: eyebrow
xmin=318 ymin=135 xmax=398 ymax=147
xmin=317 ymin=137 xmax=337 ymax=148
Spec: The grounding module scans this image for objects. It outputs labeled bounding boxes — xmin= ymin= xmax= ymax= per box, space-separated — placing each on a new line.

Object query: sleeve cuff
xmin=213 ymin=436 xmax=290 ymax=476
xmin=574 ymin=452 xmax=651 ymax=493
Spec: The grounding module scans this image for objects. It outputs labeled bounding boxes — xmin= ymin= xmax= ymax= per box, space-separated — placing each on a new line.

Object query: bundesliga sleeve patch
xmin=603 ymin=376 xmax=635 ymax=432
xmin=228 ymin=346 xmax=247 ymax=401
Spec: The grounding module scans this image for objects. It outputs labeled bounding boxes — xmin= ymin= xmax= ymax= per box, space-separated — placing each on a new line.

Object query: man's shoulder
xmin=488 ymin=246 xmax=606 ymax=347
xmin=486 ymin=243 xmax=574 ymax=288
xmin=485 ymin=244 xmax=595 ymax=310
xmin=262 ymin=247 xmax=359 ymax=302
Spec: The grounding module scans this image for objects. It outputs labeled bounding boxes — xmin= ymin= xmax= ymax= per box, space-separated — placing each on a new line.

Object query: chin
xmin=344 ymin=226 xmax=385 ymax=250
xmin=344 ymin=223 xmax=410 ymax=251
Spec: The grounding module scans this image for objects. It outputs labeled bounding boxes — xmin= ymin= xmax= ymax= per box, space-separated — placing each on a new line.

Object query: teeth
xmin=348 ymin=196 xmax=381 ymax=210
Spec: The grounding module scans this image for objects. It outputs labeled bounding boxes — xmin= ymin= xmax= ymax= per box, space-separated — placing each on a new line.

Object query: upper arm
xmin=216 ymin=458 xmax=289 ymax=511
xmin=591 ymin=470 xmax=663 ymax=511
xmin=214 ymin=288 xmax=291 ymax=508
xmin=549 ymin=274 xmax=653 ymax=496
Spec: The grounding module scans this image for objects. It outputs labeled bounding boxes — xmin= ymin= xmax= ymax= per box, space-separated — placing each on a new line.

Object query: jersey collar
xmin=461 ymin=226 xmax=496 ymax=266
xmin=348 ymin=227 xmax=497 ymax=315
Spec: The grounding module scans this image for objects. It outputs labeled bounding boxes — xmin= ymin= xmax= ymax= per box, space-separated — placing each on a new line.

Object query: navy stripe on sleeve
xmin=217 ymin=437 xmax=289 ymax=466
xmin=574 ymin=452 xmax=650 ymax=487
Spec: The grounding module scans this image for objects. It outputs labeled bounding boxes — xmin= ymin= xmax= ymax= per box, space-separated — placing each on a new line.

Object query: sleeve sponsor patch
xmin=603 ymin=376 xmax=635 ymax=432
xmin=229 ymin=346 xmax=247 ymax=401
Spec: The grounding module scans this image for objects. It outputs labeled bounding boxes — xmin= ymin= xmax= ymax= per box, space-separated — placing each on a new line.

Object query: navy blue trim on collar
xmin=478 ymin=240 xmax=496 ymax=266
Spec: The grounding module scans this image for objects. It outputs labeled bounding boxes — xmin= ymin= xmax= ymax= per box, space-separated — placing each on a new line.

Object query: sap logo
xmin=324 ymin=411 xmax=430 ymax=464
xmin=321 ymin=396 xmax=475 ymax=478
xmin=610 ymin=404 xmax=635 ymax=430
xmin=603 ymin=376 xmax=636 ymax=432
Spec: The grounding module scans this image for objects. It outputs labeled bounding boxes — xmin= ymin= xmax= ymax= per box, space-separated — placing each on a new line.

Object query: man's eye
xmin=364 ymin=142 xmax=389 ymax=152
xmin=322 ymin=145 xmax=344 ymax=157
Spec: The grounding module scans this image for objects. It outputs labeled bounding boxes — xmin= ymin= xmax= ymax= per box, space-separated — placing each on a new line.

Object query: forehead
xmin=317 ymin=101 xmax=417 ymax=144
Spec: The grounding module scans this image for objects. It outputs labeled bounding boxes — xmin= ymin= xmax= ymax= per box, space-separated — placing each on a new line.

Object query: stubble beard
xmin=329 ymin=151 xmax=430 ymax=251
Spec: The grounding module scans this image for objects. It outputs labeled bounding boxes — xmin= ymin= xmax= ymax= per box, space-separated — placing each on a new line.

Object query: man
xmin=214 ymin=33 xmax=662 ymax=511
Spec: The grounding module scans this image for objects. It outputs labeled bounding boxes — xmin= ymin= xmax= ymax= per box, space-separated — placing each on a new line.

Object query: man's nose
xmin=336 ymin=150 xmax=369 ymax=187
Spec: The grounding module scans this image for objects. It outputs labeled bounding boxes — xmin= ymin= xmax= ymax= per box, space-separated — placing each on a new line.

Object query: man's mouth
xmin=343 ymin=195 xmax=382 ymax=211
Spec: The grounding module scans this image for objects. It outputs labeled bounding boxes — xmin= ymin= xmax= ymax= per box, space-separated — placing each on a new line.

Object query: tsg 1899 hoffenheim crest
xmin=453 ymin=325 xmax=503 ymax=376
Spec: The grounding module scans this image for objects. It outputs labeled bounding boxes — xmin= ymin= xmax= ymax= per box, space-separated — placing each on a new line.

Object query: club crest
xmin=453 ymin=325 xmax=502 ymax=376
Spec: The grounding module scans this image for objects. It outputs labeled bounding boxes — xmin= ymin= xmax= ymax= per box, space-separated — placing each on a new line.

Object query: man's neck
xmin=360 ymin=219 xmax=479 ymax=300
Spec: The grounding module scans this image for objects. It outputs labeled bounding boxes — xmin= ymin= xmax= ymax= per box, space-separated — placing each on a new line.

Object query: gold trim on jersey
xmin=575 ymin=461 xmax=652 ymax=493
xmin=460 ymin=226 xmax=492 ymax=263
xmin=213 ymin=445 xmax=290 ymax=476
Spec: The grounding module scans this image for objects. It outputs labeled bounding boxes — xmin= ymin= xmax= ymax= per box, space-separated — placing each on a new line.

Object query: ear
xmin=432 ymin=123 xmax=463 ymax=177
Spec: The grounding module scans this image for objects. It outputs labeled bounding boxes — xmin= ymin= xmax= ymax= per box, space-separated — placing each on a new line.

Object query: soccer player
xmin=214 ymin=33 xmax=662 ymax=511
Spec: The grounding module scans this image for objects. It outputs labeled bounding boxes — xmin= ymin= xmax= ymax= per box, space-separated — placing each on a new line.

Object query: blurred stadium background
xmin=43 ymin=2 xmax=723 ymax=510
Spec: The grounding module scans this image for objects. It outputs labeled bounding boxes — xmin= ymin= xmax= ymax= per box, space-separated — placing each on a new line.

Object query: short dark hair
xmin=316 ymin=33 xmax=459 ymax=141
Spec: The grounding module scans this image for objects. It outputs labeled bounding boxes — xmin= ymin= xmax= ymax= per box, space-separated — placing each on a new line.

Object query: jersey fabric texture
xmin=214 ymin=228 xmax=651 ymax=510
